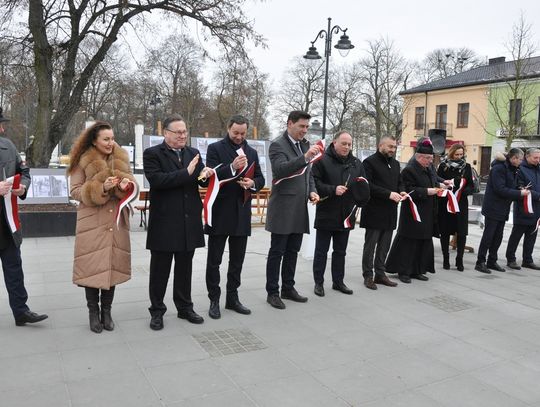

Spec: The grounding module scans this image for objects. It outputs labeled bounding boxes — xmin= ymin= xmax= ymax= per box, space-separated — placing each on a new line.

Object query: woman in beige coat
xmin=68 ymin=121 xmax=137 ymax=333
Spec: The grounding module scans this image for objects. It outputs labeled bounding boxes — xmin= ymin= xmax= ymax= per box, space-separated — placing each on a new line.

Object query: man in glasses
xmin=143 ymin=114 xmax=211 ymax=330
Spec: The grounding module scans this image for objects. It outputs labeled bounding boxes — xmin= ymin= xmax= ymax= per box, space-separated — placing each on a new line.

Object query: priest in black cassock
xmin=385 ymin=138 xmax=444 ymax=283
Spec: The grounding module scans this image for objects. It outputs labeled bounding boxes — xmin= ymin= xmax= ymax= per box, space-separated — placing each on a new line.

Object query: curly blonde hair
xmin=67 ymin=121 xmax=112 ymax=174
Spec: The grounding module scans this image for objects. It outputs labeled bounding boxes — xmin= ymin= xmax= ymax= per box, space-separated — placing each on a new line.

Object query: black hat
xmin=416 ymin=137 xmax=434 ymax=154
xmin=0 ymin=108 xmax=10 ymax=123
xmin=350 ymin=177 xmax=370 ymax=207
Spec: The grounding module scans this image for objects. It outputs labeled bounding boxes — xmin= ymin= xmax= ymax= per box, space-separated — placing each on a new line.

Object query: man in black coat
xmin=506 ymin=148 xmax=540 ymax=270
xmin=311 ymin=131 xmax=369 ymax=296
xmin=385 ymin=138 xmax=443 ymax=283
xmin=360 ymin=136 xmax=403 ymax=290
xmin=144 ymin=114 xmax=211 ymax=330
xmin=0 ymin=108 xmax=48 ymax=326
xmin=204 ymin=115 xmax=265 ymax=319
xmin=475 ymin=149 xmax=529 ymax=273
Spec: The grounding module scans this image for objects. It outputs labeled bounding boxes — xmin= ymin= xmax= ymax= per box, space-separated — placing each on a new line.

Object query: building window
xmin=509 ymin=98 xmax=522 ymax=126
xmin=435 ymin=105 xmax=447 ymax=129
xmin=457 ymin=103 xmax=469 ymax=128
xmin=414 ymin=107 xmax=425 ymax=130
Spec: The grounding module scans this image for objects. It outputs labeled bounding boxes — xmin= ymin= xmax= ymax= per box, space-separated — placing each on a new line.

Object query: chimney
xmin=488 ymin=57 xmax=506 ymax=65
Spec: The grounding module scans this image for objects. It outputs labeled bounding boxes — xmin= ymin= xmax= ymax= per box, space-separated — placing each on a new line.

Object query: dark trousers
xmin=362 ymin=229 xmax=393 ymax=279
xmin=313 ymin=229 xmax=350 ymax=285
xmin=206 ymin=234 xmax=248 ymax=301
xmin=440 ymin=233 xmax=467 ymax=260
xmin=266 ymin=233 xmax=303 ymax=295
xmin=506 ymin=223 xmax=538 ymax=264
xmin=0 ymin=240 xmax=29 ymax=317
xmin=477 ymin=217 xmax=505 ymax=265
xmin=149 ymin=250 xmax=194 ymax=316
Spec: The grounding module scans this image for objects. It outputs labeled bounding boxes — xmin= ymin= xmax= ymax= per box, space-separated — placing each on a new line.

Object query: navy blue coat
xmin=513 ymin=160 xmax=540 ymax=225
xmin=204 ymin=136 xmax=265 ymax=236
xmin=482 ymin=158 xmax=522 ymax=222
xmin=144 ymin=142 xmax=206 ymax=252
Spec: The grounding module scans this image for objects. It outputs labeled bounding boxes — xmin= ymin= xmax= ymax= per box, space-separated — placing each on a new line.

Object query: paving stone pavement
xmin=1 ymin=216 xmax=540 ymax=407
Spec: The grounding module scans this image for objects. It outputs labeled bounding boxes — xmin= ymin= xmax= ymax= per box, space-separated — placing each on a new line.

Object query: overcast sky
xmin=243 ymin=0 xmax=539 ymax=85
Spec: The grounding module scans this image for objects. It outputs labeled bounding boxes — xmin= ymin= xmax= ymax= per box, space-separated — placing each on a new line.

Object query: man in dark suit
xmin=0 ymin=108 xmax=48 ymax=326
xmin=144 ymin=114 xmax=211 ymax=330
xmin=204 ymin=115 xmax=265 ymax=319
xmin=265 ymin=110 xmax=320 ymax=309
xmin=360 ymin=136 xmax=403 ymax=290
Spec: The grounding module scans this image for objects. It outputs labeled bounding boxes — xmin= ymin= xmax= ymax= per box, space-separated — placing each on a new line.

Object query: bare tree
xmin=0 ymin=0 xmax=264 ymax=166
xmin=274 ymin=56 xmax=325 ymax=120
xmin=415 ymin=47 xmax=483 ymax=83
xmin=358 ymin=37 xmax=409 ymax=144
xmin=488 ymin=14 xmax=539 ymax=150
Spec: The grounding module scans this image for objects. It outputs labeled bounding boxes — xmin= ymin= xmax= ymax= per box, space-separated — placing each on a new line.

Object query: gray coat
xmin=265 ymin=132 xmax=316 ymax=234
xmin=0 ymin=137 xmax=31 ymax=248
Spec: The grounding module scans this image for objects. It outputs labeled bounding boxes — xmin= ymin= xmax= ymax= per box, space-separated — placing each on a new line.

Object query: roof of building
xmin=401 ymin=56 xmax=540 ymax=95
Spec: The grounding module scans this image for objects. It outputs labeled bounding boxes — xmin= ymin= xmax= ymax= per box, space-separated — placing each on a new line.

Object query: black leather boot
xmin=100 ymin=287 xmax=115 ymax=331
xmin=85 ymin=287 xmax=102 ymax=333
xmin=456 ymin=235 xmax=466 ymax=271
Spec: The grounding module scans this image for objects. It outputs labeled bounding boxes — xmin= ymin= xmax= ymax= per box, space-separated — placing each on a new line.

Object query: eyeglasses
xmin=165 ymin=128 xmax=188 ymax=136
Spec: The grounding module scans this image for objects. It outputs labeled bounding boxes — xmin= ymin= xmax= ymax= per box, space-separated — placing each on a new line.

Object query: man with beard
xmin=360 ymin=136 xmax=403 ymax=289
xmin=204 ymin=115 xmax=265 ymax=319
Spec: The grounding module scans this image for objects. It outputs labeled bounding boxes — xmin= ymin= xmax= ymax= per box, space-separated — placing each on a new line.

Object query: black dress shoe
xmin=177 ymin=309 xmax=204 ymax=324
xmin=507 ymin=261 xmax=521 ymax=270
xmin=149 ymin=314 xmax=163 ymax=331
xmin=332 ymin=282 xmax=354 ymax=294
xmin=15 ymin=310 xmax=48 ymax=326
xmin=314 ymin=284 xmax=325 ymax=297
xmin=281 ymin=289 xmax=308 ymax=302
xmin=522 ymin=262 xmax=540 ymax=270
xmin=267 ymin=294 xmax=286 ymax=309
xmin=487 ymin=262 xmax=505 ymax=272
xmin=475 ymin=262 xmax=491 ymax=274
xmin=413 ymin=274 xmax=429 ymax=281
xmin=208 ymin=300 xmax=221 ymax=319
xmin=399 ymin=275 xmax=411 ymax=284
xmin=225 ymin=298 xmax=251 ymax=315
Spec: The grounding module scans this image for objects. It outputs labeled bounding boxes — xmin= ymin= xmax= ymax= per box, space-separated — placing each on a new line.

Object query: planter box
xmin=20 ymin=211 xmax=77 ymax=238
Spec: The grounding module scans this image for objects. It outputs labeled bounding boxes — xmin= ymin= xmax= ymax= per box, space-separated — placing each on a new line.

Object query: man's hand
xmin=520 ymin=189 xmax=531 ymax=196
xmin=237 ymin=177 xmax=254 ymax=190
xmin=335 ymin=185 xmax=348 ymax=196
xmin=198 ymin=167 xmax=213 ymax=181
xmin=0 ymin=181 xmax=12 ymax=196
xmin=232 ymin=155 xmax=248 ymax=170
xmin=309 ymin=192 xmax=320 ymax=204
xmin=11 ymin=185 xmax=26 ymax=197
xmin=304 ymin=145 xmax=321 ymax=161
xmin=389 ymin=191 xmax=402 ymax=203
xmin=187 ymin=154 xmax=200 ymax=176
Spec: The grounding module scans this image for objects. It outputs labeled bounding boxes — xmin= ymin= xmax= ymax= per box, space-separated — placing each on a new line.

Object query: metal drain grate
xmin=418 ymin=294 xmax=474 ymax=312
xmin=193 ymin=328 xmax=267 ymax=357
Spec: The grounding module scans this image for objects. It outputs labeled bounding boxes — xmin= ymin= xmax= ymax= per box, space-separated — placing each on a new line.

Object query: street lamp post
xmin=149 ymin=91 xmax=162 ymax=136
xmin=303 ymin=17 xmax=354 ymax=139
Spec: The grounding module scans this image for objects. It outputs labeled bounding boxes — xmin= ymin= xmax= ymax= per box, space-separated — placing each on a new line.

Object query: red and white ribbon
xmin=242 ymin=161 xmax=256 ymax=205
xmin=401 ymin=191 xmax=421 ymax=222
xmin=437 ymin=189 xmax=460 ymax=214
xmin=523 ymin=192 xmax=534 ymax=215
xmin=454 ymin=178 xmax=467 ymax=202
xmin=4 ymin=174 xmax=21 ymax=233
xmin=203 ymin=165 xmax=245 ymax=227
xmin=115 ymin=180 xmax=139 ymax=228
xmin=343 ymin=205 xmax=358 ymax=228
xmin=272 ymin=140 xmax=325 ymax=185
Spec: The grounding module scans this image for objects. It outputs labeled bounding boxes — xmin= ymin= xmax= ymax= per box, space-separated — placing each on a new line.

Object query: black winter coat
xmin=144 ymin=142 xmax=206 ymax=252
xmin=360 ymin=151 xmax=403 ymax=231
xmin=513 ymin=160 xmax=540 ymax=225
xmin=436 ymin=161 xmax=474 ymax=235
xmin=482 ymin=158 xmax=522 ymax=222
xmin=312 ymin=144 xmax=369 ymax=231
xmin=204 ymin=137 xmax=265 ymax=236
xmin=396 ymin=159 xmax=438 ymax=239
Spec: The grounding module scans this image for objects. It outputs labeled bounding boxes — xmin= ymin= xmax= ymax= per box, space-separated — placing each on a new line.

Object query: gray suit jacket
xmin=0 ymin=137 xmax=31 ymax=247
xmin=265 ymin=131 xmax=316 ymax=234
